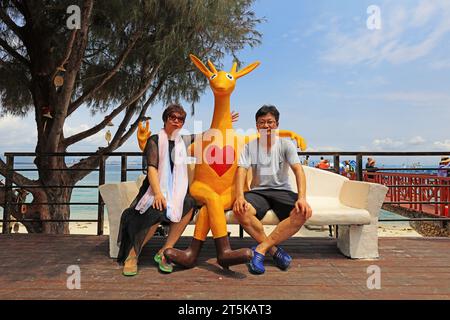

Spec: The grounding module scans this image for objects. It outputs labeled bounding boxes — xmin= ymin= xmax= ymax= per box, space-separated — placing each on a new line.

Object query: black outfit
xmin=366 ymin=163 xmax=378 ymax=179
xmin=117 ymin=134 xmax=197 ymax=263
xmin=244 ymin=189 xmax=298 ymax=222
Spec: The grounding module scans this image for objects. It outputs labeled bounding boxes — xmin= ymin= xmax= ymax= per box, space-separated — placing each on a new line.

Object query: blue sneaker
xmin=272 ymin=246 xmax=292 ymax=271
xmin=248 ymin=247 xmax=265 ymax=274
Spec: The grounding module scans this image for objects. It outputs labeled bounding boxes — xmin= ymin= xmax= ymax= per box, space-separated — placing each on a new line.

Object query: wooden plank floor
xmin=0 ymin=234 xmax=449 ymax=300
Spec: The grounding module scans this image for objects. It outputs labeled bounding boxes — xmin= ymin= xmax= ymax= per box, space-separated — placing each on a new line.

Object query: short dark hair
xmin=255 ymin=105 xmax=280 ymax=122
xmin=162 ymin=103 xmax=186 ymax=123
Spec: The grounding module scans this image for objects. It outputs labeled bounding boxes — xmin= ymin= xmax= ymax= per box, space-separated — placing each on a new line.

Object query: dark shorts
xmin=244 ymin=189 xmax=298 ymax=222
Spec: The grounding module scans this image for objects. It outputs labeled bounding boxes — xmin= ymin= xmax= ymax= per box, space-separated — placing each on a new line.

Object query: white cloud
xmin=409 ymin=136 xmax=426 ymax=145
xmin=411 ymin=1 xmax=438 ymax=27
xmin=307 ymin=145 xmax=343 ymax=152
xmin=433 ymin=140 xmax=450 ymax=149
xmin=321 ymin=0 xmax=450 ymax=66
xmin=0 ymin=115 xmax=36 ymax=150
xmin=63 ymin=123 xmax=107 ymax=148
xmin=373 ymin=138 xmax=405 ymax=150
xmin=377 ymin=91 xmax=450 ymax=107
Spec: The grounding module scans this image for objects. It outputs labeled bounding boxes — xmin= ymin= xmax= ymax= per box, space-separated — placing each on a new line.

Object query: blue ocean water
xmin=1 ymin=160 xmax=412 ymax=222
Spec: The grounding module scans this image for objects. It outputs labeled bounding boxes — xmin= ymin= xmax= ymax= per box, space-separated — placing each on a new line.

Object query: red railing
xmin=343 ymin=171 xmax=450 ymax=217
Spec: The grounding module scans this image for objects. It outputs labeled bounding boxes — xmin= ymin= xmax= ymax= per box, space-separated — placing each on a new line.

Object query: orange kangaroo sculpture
xmin=138 ymin=54 xmax=306 ymax=269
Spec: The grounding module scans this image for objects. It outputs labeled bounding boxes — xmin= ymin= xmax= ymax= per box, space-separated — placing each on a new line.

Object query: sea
xmin=0 ymin=157 xmax=425 ymax=224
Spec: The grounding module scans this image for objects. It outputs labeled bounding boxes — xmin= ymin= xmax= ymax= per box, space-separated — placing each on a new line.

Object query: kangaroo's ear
xmin=189 ymin=54 xmax=213 ymax=78
xmin=233 ymin=61 xmax=260 ymax=79
xmin=207 ymin=60 xmax=218 ymax=74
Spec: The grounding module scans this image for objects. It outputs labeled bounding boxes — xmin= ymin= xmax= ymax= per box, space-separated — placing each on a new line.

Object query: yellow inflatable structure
xmin=138 ymin=54 xmax=307 ymax=269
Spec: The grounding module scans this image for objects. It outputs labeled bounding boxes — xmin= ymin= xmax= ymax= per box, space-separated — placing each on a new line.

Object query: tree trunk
xmin=31 ymin=148 xmax=73 ymax=234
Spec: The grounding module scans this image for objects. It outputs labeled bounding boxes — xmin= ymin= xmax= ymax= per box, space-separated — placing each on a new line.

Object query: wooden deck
xmin=0 ymin=234 xmax=449 ymax=300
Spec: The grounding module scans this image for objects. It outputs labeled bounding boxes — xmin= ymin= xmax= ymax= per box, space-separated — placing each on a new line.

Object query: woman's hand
xmin=152 ymin=193 xmax=167 ymax=211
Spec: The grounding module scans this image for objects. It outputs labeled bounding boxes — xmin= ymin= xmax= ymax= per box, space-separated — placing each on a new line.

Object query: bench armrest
xmin=339 ymin=180 xmax=388 ymax=220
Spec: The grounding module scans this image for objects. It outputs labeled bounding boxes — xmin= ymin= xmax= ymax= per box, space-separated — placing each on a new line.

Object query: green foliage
xmin=0 ymin=0 xmax=262 ymax=116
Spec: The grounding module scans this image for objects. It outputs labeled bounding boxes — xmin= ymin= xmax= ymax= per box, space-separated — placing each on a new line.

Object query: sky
xmin=1 ymin=0 xmax=449 ymax=165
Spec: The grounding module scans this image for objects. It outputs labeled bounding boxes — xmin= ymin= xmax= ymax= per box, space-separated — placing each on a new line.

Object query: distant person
xmin=366 ymin=158 xmax=378 ymax=180
xmin=438 ymin=156 xmax=450 ymax=178
xmin=315 ymin=156 xmax=324 ymax=168
xmin=303 ymin=155 xmax=310 ymax=166
xmin=317 ymin=159 xmax=330 ymax=170
xmin=344 ymin=160 xmax=350 ymax=172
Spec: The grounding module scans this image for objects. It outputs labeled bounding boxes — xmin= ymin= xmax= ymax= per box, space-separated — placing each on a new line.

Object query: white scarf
xmin=135 ymin=129 xmax=188 ymax=222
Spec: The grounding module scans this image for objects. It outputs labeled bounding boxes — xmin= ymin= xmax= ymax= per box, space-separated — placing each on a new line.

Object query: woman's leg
xmin=123 ymin=223 xmax=159 ymax=270
xmin=158 ymin=208 xmax=194 ymax=254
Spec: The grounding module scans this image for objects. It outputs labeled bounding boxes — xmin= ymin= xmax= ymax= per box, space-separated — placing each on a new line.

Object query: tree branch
xmin=118 ymin=76 xmax=165 ymax=146
xmin=67 ymin=30 xmax=143 ymax=117
xmin=50 ymin=29 xmax=77 ymax=81
xmin=63 ymin=65 xmax=160 ymax=147
xmin=0 ymin=158 xmax=38 ymax=188
xmin=0 ymin=6 xmax=24 ymax=41
xmin=0 ymin=37 xmax=29 ymax=66
xmin=46 ymin=0 xmax=93 ymax=152
xmin=68 ymin=72 xmax=164 ymax=183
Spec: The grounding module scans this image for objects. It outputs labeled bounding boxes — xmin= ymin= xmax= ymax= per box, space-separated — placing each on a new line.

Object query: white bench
xmin=99 ymin=165 xmax=388 ymax=260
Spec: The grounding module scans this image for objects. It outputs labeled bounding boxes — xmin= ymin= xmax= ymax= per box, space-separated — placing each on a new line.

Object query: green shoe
xmin=122 ymin=256 xmax=138 ymax=276
xmin=154 ymin=252 xmax=173 ymax=273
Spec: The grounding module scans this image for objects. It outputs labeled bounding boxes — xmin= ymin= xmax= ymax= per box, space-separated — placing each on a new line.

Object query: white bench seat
xmin=99 ymin=165 xmax=388 ymax=260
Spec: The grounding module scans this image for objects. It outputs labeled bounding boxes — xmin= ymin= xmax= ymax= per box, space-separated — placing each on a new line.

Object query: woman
xmin=117 ymin=104 xmax=196 ymax=276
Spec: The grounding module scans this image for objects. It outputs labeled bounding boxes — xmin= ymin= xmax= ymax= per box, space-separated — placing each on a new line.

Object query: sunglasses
xmin=168 ymin=114 xmax=185 ymax=123
xmin=256 ymin=120 xmax=277 ymax=126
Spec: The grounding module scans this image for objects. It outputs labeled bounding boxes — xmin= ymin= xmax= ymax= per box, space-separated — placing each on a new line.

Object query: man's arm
xmin=290 ymin=163 xmax=312 ymax=219
xmin=233 ymin=167 xmax=250 ymax=215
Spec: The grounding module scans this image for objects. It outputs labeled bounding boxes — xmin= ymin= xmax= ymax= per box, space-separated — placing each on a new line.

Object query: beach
xmin=5 ymin=218 xmax=422 ymax=237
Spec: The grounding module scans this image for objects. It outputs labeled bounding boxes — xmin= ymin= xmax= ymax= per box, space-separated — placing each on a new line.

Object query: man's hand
xmin=293 ymin=198 xmax=312 ymax=220
xmin=152 ymin=193 xmax=167 ymax=211
xmin=233 ymin=196 xmax=249 ymax=215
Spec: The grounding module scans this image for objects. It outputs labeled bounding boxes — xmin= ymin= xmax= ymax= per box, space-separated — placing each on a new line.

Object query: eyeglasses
xmin=168 ymin=114 xmax=185 ymax=123
xmin=256 ymin=120 xmax=277 ymax=126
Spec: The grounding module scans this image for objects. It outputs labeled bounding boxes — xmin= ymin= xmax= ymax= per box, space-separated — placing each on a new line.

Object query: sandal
xmin=272 ymin=246 xmax=292 ymax=271
xmin=154 ymin=252 xmax=173 ymax=273
xmin=122 ymin=256 xmax=138 ymax=276
xmin=247 ymin=247 xmax=265 ymax=275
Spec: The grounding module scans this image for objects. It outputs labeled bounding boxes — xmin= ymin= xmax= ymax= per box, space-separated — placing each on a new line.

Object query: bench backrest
xmin=184 ymin=163 xmax=347 ymax=198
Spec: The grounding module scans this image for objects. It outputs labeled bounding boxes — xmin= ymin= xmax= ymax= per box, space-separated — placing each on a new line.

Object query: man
xmin=366 ymin=158 xmax=378 ymax=180
xmin=233 ymin=105 xmax=312 ymax=274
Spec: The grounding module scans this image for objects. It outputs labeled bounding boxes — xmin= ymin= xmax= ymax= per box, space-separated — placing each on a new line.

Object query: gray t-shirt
xmin=238 ymin=138 xmax=300 ymax=191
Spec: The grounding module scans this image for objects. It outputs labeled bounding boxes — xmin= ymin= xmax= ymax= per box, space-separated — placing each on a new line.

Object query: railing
xmin=299 ymin=152 xmax=450 ymax=222
xmin=1 ymin=151 xmax=450 ymax=235
xmin=363 ymin=172 xmax=449 ymax=217
xmin=1 ymin=152 xmax=142 ymax=235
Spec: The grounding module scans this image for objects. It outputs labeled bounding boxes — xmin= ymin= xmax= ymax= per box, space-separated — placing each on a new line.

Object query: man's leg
xmin=256 ymin=209 xmax=306 ymax=255
xmin=235 ymin=193 xmax=278 ymax=256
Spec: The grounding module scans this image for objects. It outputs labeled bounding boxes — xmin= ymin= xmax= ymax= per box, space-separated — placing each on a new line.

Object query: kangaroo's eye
xmin=226 ymin=74 xmax=234 ymax=80
xmin=210 ymin=74 xmax=217 ymax=80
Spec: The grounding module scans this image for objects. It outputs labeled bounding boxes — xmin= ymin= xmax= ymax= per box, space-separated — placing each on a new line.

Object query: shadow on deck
xmin=0 ymin=235 xmax=449 ymax=300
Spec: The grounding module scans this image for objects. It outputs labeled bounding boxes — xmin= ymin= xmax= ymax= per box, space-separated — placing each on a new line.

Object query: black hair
xmin=255 ymin=105 xmax=280 ymax=122
xmin=162 ymin=103 xmax=186 ymax=123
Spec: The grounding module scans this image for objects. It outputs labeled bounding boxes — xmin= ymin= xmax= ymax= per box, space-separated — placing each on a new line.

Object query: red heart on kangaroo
xmin=205 ymin=145 xmax=235 ymax=177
